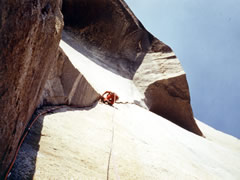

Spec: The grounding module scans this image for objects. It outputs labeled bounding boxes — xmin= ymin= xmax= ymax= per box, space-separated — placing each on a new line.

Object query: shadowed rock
xmin=0 ymin=0 xmax=63 ymax=176
xmin=61 ymin=0 xmax=203 ymax=136
xmin=0 ymin=0 xmax=204 ymax=177
xmin=9 ymin=104 xmax=240 ymax=179
xmin=144 ymin=75 xmax=202 ymax=135
xmin=40 ymin=47 xmax=100 ymax=107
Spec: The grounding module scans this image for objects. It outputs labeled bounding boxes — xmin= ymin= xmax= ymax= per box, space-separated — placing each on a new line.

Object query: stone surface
xmin=1 ymin=0 xmax=239 ymax=178
xmin=0 ymin=0 xmax=63 ymax=176
xmin=10 ymin=104 xmax=240 ymax=179
xmin=60 ymin=33 xmax=145 ymax=107
xmin=61 ymin=0 xmax=203 ymax=136
xmin=40 ymin=47 xmax=100 ymax=107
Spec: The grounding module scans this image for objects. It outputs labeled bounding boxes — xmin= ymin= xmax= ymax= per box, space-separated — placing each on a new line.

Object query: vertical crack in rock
xmin=106 ymin=111 xmax=116 ymax=180
xmin=0 ymin=0 xmax=205 ymax=177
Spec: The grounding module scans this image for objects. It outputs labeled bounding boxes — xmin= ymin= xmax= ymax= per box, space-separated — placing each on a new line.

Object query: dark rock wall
xmin=145 ymin=75 xmax=203 ymax=135
xmin=0 ymin=0 xmax=63 ymax=176
xmin=0 ymin=0 xmax=204 ymax=177
xmin=61 ymin=0 xmax=203 ymax=136
xmin=62 ymin=0 xmax=152 ymax=78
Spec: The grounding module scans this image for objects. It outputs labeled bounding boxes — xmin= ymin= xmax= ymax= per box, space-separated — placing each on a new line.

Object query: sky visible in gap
xmin=125 ymin=0 xmax=240 ymax=138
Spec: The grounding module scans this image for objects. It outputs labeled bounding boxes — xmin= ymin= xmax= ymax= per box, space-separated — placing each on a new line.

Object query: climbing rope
xmin=106 ymin=107 xmax=115 ymax=180
xmin=4 ymin=91 xmax=132 ymax=179
xmin=4 ymin=106 xmax=62 ymax=180
xmin=4 ymin=103 xmax=98 ymax=179
xmin=106 ymin=104 xmax=120 ymax=180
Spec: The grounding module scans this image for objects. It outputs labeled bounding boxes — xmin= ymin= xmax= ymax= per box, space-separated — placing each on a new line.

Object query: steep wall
xmin=0 ymin=0 xmax=63 ymax=176
xmin=9 ymin=104 xmax=240 ymax=179
xmin=61 ymin=0 xmax=203 ymax=136
xmin=0 ymin=0 xmax=204 ymax=177
xmin=40 ymin=47 xmax=100 ymax=107
xmin=62 ymin=0 xmax=149 ymax=78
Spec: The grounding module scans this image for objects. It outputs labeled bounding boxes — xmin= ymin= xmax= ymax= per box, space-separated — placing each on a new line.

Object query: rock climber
xmin=101 ymin=91 xmax=119 ymax=106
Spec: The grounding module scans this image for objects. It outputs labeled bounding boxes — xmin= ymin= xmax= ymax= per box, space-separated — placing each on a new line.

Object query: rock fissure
xmin=106 ymin=109 xmax=116 ymax=180
xmin=4 ymin=0 xmax=240 ymax=178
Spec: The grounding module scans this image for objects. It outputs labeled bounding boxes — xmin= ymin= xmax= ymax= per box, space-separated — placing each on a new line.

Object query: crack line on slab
xmin=106 ymin=107 xmax=120 ymax=180
xmin=106 ymin=109 xmax=115 ymax=180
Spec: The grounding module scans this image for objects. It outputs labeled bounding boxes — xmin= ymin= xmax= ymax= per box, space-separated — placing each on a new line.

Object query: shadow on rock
xmin=9 ymin=112 xmax=44 ymax=180
xmin=60 ymin=0 xmax=203 ymax=136
xmin=61 ymin=0 xmax=152 ymax=79
xmin=8 ymin=103 xmax=99 ymax=179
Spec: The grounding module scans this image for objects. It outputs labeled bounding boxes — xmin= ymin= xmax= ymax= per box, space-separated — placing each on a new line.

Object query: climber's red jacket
xmin=101 ymin=91 xmax=119 ymax=105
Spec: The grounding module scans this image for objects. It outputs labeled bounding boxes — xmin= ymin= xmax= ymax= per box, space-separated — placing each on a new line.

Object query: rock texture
xmin=61 ymin=0 xmax=203 ymax=136
xmin=10 ymin=104 xmax=240 ymax=179
xmin=60 ymin=32 xmax=145 ymax=107
xmin=0 ymin=0 xmax=63 ymax=177
xmin=1 ymin=0 xmax=240 ymax=179
xmin=40 ymin=47 xmax=100 ymax=107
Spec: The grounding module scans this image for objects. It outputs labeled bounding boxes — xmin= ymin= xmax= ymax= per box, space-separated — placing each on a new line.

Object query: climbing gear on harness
xmin=101 ymin=91 xmax=119 ymax=106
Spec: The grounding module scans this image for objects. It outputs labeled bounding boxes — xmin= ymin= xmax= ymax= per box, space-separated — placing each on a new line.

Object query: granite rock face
xmin=0 ymin=0 xmax=63 ymax=176
xmin=0 ymin=0 xmax=205 ymax=177
xmin=40 ymin=47 xmax=100 ymax=107
xmin=61 ymin=0 xmax=203 ymax=136
xmin=9 ymin=104 xmax=240 ymax=179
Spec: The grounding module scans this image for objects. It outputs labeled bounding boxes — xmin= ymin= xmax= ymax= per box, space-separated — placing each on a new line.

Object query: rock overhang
xmin=59 ymin=0 xmax=203 ymax=136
